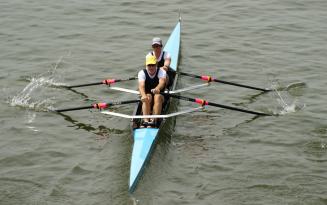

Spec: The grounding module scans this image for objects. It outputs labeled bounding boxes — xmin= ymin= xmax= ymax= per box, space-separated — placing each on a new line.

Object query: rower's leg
xmin=142 ymin=94 xmax=153 ymax=122
xmin=153 ymin=94 xmax=164 ymax=115
xmin=151 ymin=94 xmax=164 ymax=127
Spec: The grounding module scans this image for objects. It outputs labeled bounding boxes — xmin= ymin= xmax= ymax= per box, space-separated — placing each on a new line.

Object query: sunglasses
xmin=152 ymin=44 xmax=161 ymax=48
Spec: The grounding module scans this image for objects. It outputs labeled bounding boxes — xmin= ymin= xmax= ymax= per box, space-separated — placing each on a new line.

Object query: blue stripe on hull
xmin=129 ymin=128 xmax=159 ymax=192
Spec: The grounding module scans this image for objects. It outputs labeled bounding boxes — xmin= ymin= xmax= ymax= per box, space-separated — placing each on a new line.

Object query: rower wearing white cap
xmin=146 ymin=37 xmax=172 ymax=86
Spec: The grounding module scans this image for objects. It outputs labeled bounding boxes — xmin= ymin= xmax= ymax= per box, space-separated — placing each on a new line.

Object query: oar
xmin=66 ymin=77 xmax=137 ymax=88
xmin=174 ymin=71 xmax=271 ymax=92
xmin=163 ymin=93 xmax=272 ymax=116
xmin=54 ymin=99 xmax=140 ymax=113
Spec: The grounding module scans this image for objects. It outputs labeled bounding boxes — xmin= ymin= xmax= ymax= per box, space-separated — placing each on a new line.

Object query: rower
xmin=138 ymin=55 xmax=166 ymax=128
xmin=146 ymin=37 xmax=174 ymax=87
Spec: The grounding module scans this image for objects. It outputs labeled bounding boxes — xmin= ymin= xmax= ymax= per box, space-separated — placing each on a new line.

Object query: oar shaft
xmin=213 ymin=79 xmax=269 ymax=92
xmin=165 ymin=93 xmax=271 ymax=116
xmin=54 ymin=99 xmax=140 ymax=113
xmin=207 ymin=101 xmax=271 ymax=116
xmin=109 ymin=99 xmax=140 ymax=106
xmin=177 ymin=71 xmax=271 ymax=92
xmin=67 ymin=82 xmax=102 ymax=88
xmin=67 ymin=77 xmax=137 ymax=89
xmin=178 ymin=71 xmax=201 ymax=79
xmin=55 ymin=105 xmax=93 ymax=112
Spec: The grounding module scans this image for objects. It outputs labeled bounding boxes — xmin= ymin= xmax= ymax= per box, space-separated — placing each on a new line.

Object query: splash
xmin=277 ymin=99 xmax=303 ymax=115
xmin=26 ymin=75 xmax=66 ymax=88
xmin=321 ymin=143 xmax=327 ymax=149
xmin=10 ymin=55 xmax=68 ymax=112
xmin=270 ymin=81 xmax=305 ymax=115
xmin=25 ymin=55 xmax=68 ymax=88
xmin=25 ymin=112 xmax=39 ymax=131
xmin=266 ymin=75 xmax=306 ymax=92
xmin=10 ymin=77 xmax=55 ymax=111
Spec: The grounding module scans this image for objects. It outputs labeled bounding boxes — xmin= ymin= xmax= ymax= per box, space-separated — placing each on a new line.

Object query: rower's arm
xmin=138 ymin=81 xmax=147 ymax=98
xmin=157 ymin=77 xmax=166 ymax=91
xmin=162 ymin=58 xmax=171 ymax=71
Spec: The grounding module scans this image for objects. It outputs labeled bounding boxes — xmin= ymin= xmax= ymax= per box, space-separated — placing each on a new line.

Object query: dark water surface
xmin=1 ymin=0 xmax=326 ymax=204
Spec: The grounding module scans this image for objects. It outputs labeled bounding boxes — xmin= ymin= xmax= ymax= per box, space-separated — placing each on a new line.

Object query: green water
xmin=1 ymin=1 xmax=326 ymax=204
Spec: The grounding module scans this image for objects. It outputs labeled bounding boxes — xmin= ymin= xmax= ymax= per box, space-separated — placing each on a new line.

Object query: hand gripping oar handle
xmin=66 ymin=77 xmax=137 ymax=88
xmin=163 ymin=93 xmax=272 ymax=116
xmin=54 ymin=99 xmax=140 ymax=113
xmin=176 ymin=71 xmax=271 ymax=92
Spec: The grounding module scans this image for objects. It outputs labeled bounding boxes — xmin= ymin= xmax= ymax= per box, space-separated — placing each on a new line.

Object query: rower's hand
xmin=160 ymin=65 xmax=169 ymax=71
xmin=141 ymin=95 xmax=148 ymax=102
xmin=151 ymin=88 xmax=160 ymax=94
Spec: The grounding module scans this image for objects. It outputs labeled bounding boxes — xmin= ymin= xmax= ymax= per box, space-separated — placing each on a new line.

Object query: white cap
xmin=152 ymin=37 xmax=162 ymax=46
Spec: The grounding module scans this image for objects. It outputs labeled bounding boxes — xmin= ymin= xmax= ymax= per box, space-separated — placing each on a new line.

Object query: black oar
xmin=163 ymin=93 xmax=272 ymax=116
xmin=66 ymin=77 xmax=137 ymax=89
xmin=174 ymin=71 xmax=271 ymax=92
xmin=54 ymin=99 xmax=140 ymax=113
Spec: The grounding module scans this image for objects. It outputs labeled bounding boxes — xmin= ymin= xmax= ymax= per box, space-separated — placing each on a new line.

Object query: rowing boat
xmin=54 ymin=16 xmax=273 ymax=193
xmin=128 ymin=18 xmax=181 ymax=192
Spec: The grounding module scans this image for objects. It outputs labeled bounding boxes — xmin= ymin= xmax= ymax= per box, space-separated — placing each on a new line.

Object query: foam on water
xmin=9 ymin=56 xmax=67 ymax=112
xmin=270 ymin=81 xmax=306 ymax=115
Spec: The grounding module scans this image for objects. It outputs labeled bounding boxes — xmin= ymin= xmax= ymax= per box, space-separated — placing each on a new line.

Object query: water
xmin=1 ymin=0 xmax=327 ymax=204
